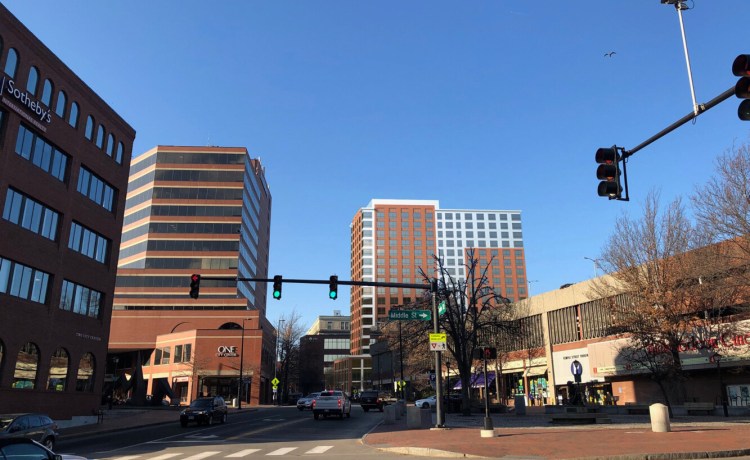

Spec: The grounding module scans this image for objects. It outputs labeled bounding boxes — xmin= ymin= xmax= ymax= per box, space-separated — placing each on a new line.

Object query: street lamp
xmin=274 ymin=318 xmax=285 ymax=405
xmin=237 ymin=318 xmax=250 ymax=410
xmin=712 ymin=352 xmax=729 ymax=417
xmin=583 ymin=257 xmax=602 ymax=278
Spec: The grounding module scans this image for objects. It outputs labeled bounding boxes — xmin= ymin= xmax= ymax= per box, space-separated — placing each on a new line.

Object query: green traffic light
xmin=273 ymin=290 xmax=281 ymax=299
xmin=329 ymin=291 xmax=337 ymax=300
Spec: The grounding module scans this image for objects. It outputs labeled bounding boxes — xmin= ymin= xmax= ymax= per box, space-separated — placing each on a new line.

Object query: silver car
xmin=296 ymin=392 xmax=320 ymax=411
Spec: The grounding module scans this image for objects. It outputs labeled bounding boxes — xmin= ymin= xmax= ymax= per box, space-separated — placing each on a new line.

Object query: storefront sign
xmin=216 ymin=345 xmax=238 ymax=357
xmin=1 ymin=76 xmax=52 ymax=132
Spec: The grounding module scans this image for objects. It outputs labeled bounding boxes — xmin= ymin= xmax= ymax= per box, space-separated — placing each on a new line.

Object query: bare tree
xmin=692 ymin=142 xmax=750 ymax=283
xmin=409 ymin=249 xmax=520 ymax=415
xmin=593 ymin=191 xmax=743 ymax=415
xmin=278 ymin=310 xmax=305 ymax=403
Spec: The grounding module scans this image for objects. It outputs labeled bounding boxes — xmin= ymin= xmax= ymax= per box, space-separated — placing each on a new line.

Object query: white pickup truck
xmin=311 ymin=390 xmax=351 ymax=420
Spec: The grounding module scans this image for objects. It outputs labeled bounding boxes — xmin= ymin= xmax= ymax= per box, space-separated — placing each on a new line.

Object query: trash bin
xmin=649 ymin=403 xmax=670 ymax=432
xmin=232 ymin=398 xmax=238 ymax=408
xmin=514 ymin=394 xmax=526 ymax=415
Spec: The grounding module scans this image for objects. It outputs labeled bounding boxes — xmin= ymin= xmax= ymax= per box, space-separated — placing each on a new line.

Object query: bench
xmin=623 ymin=404 xmax=650 ymax=415
xmin=684 ymin=402 xmax=715 ymax=415
xmin=549 ymin=412 xmax=611 ymax=424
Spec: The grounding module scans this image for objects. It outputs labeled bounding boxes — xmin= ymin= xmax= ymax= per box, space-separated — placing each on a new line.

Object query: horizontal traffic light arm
xmin=197 ymin=276 xmax=437 ymax=291
xmin=621 ymin=86 xmax=734 ymax=159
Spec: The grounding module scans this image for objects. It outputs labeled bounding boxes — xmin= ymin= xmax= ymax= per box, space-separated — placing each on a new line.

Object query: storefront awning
xmin=453 ymin=371 xmax=496 ymax=390
xmin=524 ymin=367 xmax=547 ymax=377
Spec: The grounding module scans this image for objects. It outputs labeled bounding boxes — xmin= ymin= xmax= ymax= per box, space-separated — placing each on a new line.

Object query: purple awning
xmin=453 ymin=371 xmax=495 ymax=390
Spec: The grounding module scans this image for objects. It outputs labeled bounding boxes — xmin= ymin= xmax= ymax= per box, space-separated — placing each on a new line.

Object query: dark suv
xmin=0 ymin=414 xmax=59 ymax=450
xmin=359 ymin=390 xmax=386 ymax=412
xmin=179 ymin=397 xmax=227 ymax=427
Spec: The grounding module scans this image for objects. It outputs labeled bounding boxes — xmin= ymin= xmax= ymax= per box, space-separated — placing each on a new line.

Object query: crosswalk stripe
xmin=266 ymin=447 xmax=297 ymax=456
xmin=113 ymin=456 xmax=142 ymax=460
xmin=182 ymin=452 xmax=221 ymax=460
xmin=225 ymin=449 xmax=261 ymax=458
xmin=304 ymin=446 xmax=333 ymax=454
xmin=148 ymin=454 xmax=183 ymax=460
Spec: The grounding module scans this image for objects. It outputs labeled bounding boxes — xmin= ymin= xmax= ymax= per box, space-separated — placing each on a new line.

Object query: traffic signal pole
xmin=431 ymin=282 xmax=445 ymax=428
xmin=622 ymin=86 xmax=734 ymax=159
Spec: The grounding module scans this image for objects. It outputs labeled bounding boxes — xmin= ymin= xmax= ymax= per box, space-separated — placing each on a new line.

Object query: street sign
xmin=430 ymin=332 xmax=447 ymax=351
xmin=388 ymin=310 xmax=432 ymax=321
xmin=271 ymin=377 xmax=279 ymax=386
xmin=438 ymin=301 xmax=446 ymax=316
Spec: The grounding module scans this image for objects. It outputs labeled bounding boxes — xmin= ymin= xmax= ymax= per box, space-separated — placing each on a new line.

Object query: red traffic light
xmin=595 ymin=147 xmax=623 ymax=199
xmin=732 ymin=54 xmax=750 ymax=77
xmin=189 ymin=274 xmax=201 ymax=299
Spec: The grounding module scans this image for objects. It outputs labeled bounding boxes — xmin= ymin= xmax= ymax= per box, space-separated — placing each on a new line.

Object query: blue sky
xmin=4 ymin=1 xmax=749 ymax=329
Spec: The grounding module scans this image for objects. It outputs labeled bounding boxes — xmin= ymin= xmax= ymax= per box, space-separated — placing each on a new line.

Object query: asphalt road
xmin=55 ymin=406 xmax=420 ymax=460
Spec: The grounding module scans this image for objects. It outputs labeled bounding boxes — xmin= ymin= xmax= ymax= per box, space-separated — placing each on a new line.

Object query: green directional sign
xmin=438 ymin=300 xmax=446 ymax=316
xmin=388 ymin=310 xmax=432 ymax=321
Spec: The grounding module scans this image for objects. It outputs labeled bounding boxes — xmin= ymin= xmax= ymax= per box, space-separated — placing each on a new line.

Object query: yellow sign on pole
xmin=429 ymin=333 xmax=446 ymax=342
xmin=429 ymin=333 xmax=447 ymax=351
xmin=271 ymin=377 xmax=279 ymax=386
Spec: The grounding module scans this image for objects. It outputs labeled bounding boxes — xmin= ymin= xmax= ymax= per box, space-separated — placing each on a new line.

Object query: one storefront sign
xmin=216 ymin=345 xmax=238 ymax=357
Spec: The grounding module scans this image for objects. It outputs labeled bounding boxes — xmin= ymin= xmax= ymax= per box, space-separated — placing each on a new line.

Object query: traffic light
xmin=473 ymin=347 xmax=496 ymax=360
xmin=272 ymin=275 xmax=282 ymax=300
xmin=328 ymin=275 xmax=338 ymax=300
xmin=595 ymin=147 xmax=623 ymax=199
xmin=189 ymin=274 xmax=200 ymax=299
xmin=732 ymin=54 xmax=750 ymax=120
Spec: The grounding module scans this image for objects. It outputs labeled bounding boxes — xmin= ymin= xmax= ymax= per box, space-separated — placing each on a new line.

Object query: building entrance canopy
xmin=453 ymin=371 xmax=495 ymax=390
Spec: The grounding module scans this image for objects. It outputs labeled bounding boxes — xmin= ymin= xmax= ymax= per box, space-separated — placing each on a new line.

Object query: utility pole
xmin=274 ymin=318 xmax=284 ymax=405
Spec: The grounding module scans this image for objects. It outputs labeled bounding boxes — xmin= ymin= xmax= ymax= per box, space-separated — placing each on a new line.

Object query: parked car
xmin=296 ymin=392 xmax=321 ymax=411
xmin=179 ymin=396 xmax=227 ymax=427
xmin=0 ymin=437 xmax=88 ymax=460
xmin=286 ymin=393 xmax=303 ymax=405
xmin=0 ymin=414 xmax=59 ymax=450
xmin=359 ymin=390 xmax=387 ymax=412
xmin=415 ymin=395 xmax=437 ymax=408
xmin=312 ymin=390 xmax=351 ymax=419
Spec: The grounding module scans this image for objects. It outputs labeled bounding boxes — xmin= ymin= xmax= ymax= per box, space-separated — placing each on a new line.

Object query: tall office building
xmin=109 ymin=146 xmax=275 ymax=406
xmin=350 ymin=199 xmax=527 ymax=355
xmin=0 ymin=5 xmax=136 ymax=419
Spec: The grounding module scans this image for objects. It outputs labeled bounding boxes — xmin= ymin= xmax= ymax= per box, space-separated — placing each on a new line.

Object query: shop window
xmin=47 ymin=347 xmax=69 ymax=391
xmin=12 ymin=342 xmax=39 ymax=389
xmin=75 ymin=352 xmax=95 ymax=391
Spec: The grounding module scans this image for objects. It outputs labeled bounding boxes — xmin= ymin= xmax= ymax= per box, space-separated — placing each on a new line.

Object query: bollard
xmin=649 ymin=403 xmax=671 ymax=432
xmin=383 ymin=405 xmax=396 ymax=425
xmin=407 ymin=406 xmax=431 ymax=429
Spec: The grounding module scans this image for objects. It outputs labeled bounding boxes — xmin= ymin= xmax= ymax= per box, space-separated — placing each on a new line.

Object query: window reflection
xmin=47 ymin=348 xmax=69 ymax=391
xmin=76 ymin=352 xmax=95 ymax=391
xmin=12 ymin=342 xmax=39 ymax=389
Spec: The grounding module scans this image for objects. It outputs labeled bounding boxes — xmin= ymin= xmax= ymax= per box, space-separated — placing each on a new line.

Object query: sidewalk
xmin=58 ymin=405 xmax=750 ymax=459
xmin=363 ymin=406 xmax=750 ymax=459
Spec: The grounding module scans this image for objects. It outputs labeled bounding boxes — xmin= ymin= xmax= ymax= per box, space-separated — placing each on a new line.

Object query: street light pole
xmin=398 ymin=321 xmax=404 ymax=399
xmin=713 ymin=352 xmax=729 ymax=417
xmin=237 ymin=318 xmax=249 ymax=410
xmin=274 ymin=318 xmax=284 ymax=406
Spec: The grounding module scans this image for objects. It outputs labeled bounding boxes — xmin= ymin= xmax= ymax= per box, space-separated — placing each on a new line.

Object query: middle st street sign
xmin=388 ymin=310 xmax=432 ymax=321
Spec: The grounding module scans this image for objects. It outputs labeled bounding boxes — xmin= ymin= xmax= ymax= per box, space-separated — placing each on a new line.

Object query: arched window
xmin=12 ymin=342 xmax=39 ymax=389
xmin=4 ymin=48 xmax=18 ymax=79
xmin=115 ymin=142 xmax=124 ymax=164
xmin=41 ymin=79 xmax=53 ymax=106
xmin=95 ymin=125 xmax=105 ymax=149
xmin=26 ymin=66 xmax=38 ymax=95
xmin=55 ymin=90 xmax=67 ymax=118
xmin=84 ymin=116 xmax=94 ymax=140
xmin=68 ymin=102 xmax=79 ymax=128
xmin=76 ymin=352 xmax=95 ymax=392
xmin=219 ymin=322 xmax=242 ymax=330
xmin=106 ymin=133 xmax=114 ymax=157
xmin=47 ymin=347 xmax=69 ymax=391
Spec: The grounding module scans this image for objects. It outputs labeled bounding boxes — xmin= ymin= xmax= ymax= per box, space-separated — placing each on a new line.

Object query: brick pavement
xmin=57 ymin=405 xmax=750 ymax=459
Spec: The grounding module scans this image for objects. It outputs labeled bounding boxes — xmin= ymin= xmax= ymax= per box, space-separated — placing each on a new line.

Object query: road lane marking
xmin=305 ymin=446 xmax=333 ymax=454
xmin=148 ymin=454 xmax=183 ymax=460
xmin=182 ymin=452 xmax=221 ymax=460
xmin=112 ymin=456 xmax=142 ymax=460
xmin=266 ymin=447 xmax=297 ymax=456
xmin=225 ymin=449 xmax=261 ymax=457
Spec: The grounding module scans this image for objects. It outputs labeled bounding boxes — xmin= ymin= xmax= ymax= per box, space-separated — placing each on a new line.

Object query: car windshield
xmin=189 ymin=399 xmax=212 ymax=408
xmin=0 ymin=416 xmax=15 ymax=430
